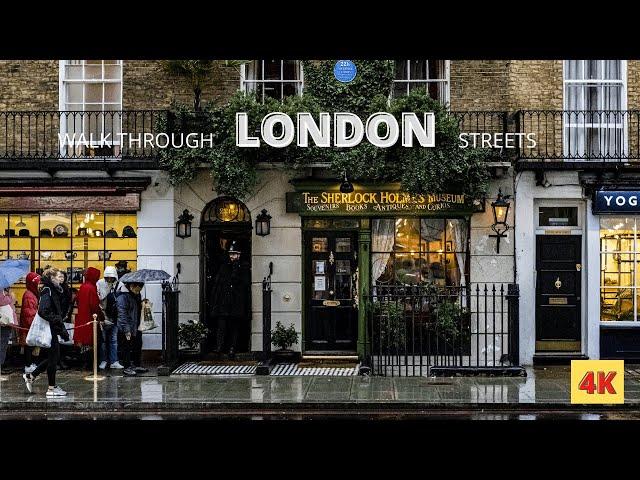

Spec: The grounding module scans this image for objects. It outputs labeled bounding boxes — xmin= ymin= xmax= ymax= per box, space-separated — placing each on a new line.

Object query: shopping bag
xmin=0 ymin=304 xmax=15 ymax=326
xmin=26 ymin=313 xmax=51 ymax=348
xmin=138 ymin=299 xmax=157 ymax=332
xmin=58 ymin=322 xmax=74 ymax=346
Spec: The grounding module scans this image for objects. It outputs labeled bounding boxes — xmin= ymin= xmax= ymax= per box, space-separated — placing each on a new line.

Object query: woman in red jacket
xmin=19 ymin=272 xmax=40 ymax=373
xmin=74 ymin=267 xmax=104 ymax=352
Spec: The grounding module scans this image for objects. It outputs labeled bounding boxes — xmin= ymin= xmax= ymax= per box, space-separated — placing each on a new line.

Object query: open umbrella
xmin=0 ymin=259 xmax=30 ymax=289
xmin=118 ymin=269 xmax=170 ymax=284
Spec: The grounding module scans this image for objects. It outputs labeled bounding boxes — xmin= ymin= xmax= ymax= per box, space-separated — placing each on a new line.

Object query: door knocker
xmin=555 ymin=277 xmax=562 ymax=290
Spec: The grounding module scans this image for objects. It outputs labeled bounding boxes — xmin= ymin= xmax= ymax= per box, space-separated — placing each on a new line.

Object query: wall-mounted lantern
xmin=489 ymin=189 xmax=511 ymax=254
xmin=340 ymin=170 xmax=354 ymax=194
xmin=255 ymin=209 xmax=272 ymax=237
xmin=176 ymin=209 xmax=194 ymax=239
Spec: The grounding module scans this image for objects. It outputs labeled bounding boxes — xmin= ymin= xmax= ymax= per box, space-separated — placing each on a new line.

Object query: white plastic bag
xmin=26 ymin=313 xmax=52 ymax=348
xmin=138 ymin=299 xmax=156 ymax=332
xmin=0 ymin=304 xmax=15 ymax=326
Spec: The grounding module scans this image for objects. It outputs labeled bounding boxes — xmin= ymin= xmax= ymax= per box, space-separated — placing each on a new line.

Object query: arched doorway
xmin=200 ymin=196 xmax=252 ymax=355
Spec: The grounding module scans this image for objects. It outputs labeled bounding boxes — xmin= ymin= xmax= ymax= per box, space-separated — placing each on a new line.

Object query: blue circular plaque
xmin=334 ymin=60 xmax=357 ymax=83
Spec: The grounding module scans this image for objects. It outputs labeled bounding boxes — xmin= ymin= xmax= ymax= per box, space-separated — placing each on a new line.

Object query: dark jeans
xmin=31 ymin=325 xmax=59 ymax=387
xmin=216 ymin=315 xmax=240 ymax=352
xmin=119 ymin=331 xmax=142 ymax=368
xmin=0 ymin=326 xmax=11 ymax=366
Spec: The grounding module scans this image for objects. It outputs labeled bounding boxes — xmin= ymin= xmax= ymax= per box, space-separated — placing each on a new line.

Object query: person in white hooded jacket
xmin=96 ymin=266 xmax=124 ymax=370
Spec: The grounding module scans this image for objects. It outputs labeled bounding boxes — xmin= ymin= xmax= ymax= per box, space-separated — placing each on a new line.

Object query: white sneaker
xmin=22 ymin=373 xmax=35 ymax=393
xmin=110 ymin=361 xmax=124 ymax=369
xmin=99 ymin=361 xmax=107 ymax=370
xmin=24 ymin=364 xmax=36 ymax=374
xmin=46 ymin=386 xmax=67 ymax=397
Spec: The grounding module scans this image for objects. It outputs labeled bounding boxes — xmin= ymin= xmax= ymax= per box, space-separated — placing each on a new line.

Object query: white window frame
xmin=240 ymin=60 xmax=304 ymax=102
xmin=59 ymin=60 xmax=123 ymax=155
xmin=392 ymin=60 xmax=450 ymax=107
xmin=562 ymin=60 xmax=628 ymax=160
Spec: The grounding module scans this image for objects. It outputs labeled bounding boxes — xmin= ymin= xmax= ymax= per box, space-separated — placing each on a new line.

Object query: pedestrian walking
xmin=19 ymin=272 xmax=40 ymax=374
xmin=0 ymin=287 xmax=17 ymax=372
xmin=74 ymin=267 xmax=104 ymax=369
xmin=116 ymin=281 xmax=147 ymax=376
xmin=22 ymin=268 xmax=71 ymax=397
xmin=96 ymin=266 xmax=123 ymax=370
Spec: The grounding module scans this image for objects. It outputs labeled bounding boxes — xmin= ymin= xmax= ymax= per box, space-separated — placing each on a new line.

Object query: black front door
xmin=201 ymin=228 xmax=252 ymax=353
xmin=535 ymin=235 xmax=582 ymax=351
xmin=304 ymin=231 xmax=358 ymax=352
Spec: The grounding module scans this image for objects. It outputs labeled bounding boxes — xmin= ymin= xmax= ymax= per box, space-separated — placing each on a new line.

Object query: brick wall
xmin=0 ymin=60 xmax=58 ymax=110
xmin=450 ymin=60 xmax=511 ymax=111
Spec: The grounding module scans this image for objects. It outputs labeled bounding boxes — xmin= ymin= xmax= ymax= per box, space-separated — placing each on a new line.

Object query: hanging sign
xmin=286 ymin=190 xmax=472 ymax=217
xmin=594 ymin=190 xmax=640 ymax=214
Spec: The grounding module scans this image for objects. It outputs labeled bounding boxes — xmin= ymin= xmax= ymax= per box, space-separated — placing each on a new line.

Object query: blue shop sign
xmin=594 ymin=190 xmax=640 ymax=214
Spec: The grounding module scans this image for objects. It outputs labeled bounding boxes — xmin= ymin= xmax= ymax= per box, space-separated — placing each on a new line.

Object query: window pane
xmin=409 ymin=60 xmax=427 ymax=80
xmin=421 ymin=218 xmax=444 ymax=252
xmin=263 ymin=60 xmax=281 ymax=80
xmin=372 ymin=219 xmax=395 ymax=252
xmin=372 ymin=253 xmax=393 ymax=285
xmin=85 ymin=65 xmax=102 ymax=80
xmin=104 ymin=83 xmax=121 ymax=103
xmin=600 ymin=217 xmax=635 ymax=252
xmin=394 ymin=218 xmax=420 ymax=252
xmin=335 ymin=238 xmax=351 ymax=252
xmin=601 ymin=253 xmax=634 ymax=288
xmin=104 ymin=65 xmax=121 ymax=80
xmin=263 ymin=83 xmax=282 ymax=100
xmin=65 ymin=65 xmax=83 ymax=80
xmin=394 ymin=60 xmax=407 ymax=80
xmin=539 ymin=207 xmax=578 ymax=227
xmin=85 ymin=83 xmax=103 ymax=103
xmin=311 ymin=237 xmax=328 ymax=253
xmin=395 ymin=252 xmax=420 ymax=285
xmin=282 ymin=82 xmax=300 ymax=98
xmin=282 ymin=60 xmax=299 ymax=80
xmin=65 ymin=84 xmax=83 ymax=103
xmin=428 ymin=59 xmax=446 ymax=80
xmin=245 ymin=60 xmax=261 ymax=81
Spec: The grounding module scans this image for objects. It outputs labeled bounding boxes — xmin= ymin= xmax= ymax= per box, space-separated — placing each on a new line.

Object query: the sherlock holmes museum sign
xmin=286 ymin=190 xmax=473 ymax=216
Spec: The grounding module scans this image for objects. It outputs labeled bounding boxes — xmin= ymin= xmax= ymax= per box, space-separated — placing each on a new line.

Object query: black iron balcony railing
xmin=452 ymin=110 xmax=510 ymax=160
xmin=0 ymin=111 xmax=168 ymax=165
xmin=516 ymin=110 xmax=640 ymax=164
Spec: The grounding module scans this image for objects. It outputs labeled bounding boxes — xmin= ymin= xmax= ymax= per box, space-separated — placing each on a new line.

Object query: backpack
xmin=105 ymin=290 xmax=119 ymax=321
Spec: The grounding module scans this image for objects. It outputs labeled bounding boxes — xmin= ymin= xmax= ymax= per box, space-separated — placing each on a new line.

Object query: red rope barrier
xmin=6 ymin=319 xmax=99 ymax=332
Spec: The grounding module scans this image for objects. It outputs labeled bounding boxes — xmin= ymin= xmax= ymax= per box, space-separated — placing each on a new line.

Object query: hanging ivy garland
xmin=157 ymin=60 xmax=492 ymax=201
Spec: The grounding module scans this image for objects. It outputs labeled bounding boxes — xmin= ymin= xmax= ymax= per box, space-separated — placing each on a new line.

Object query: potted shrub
xmin=178 ymin=320 xmax=208 ymax=360
xmin=429 ymin=299 xmax=471 ymax=355
xmin=271 ymin=321 xmax=299 ymax=362
xmin=373 ymin=302 xmax=407 ymax=353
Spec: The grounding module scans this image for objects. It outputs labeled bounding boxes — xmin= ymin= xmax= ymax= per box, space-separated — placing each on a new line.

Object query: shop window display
xmin=600 ymin=216 xmax=640 ymax=322
xmin=371 ymin=217 xmax=469 ymax=289
xmin=0 ymin=212 xmax=137 ymax=308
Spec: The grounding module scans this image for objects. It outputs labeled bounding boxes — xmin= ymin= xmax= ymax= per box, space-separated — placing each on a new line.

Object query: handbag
xmin=138 ymin=299 xmax=156 ymax=331
xmin=0 ymin=304 xmax=15 ymax=326
xmin=26 ymin=313 xmax=52 ymax=348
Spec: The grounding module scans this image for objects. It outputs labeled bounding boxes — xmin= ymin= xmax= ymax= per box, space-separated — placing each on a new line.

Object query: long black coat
xmin=209 ymin=258 xmax=249 ymax=318
xmin=38 ymin=276 xmax=70 ymax=341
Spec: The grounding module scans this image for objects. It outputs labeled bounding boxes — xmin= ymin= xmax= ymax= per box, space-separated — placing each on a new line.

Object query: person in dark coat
xmin=209 ymin=241 xmax=249 ymax=358
xmin=116 ymin=281 xmax=146 ymax=376
xmin=22 ymin=267 xmax=71 ymax=397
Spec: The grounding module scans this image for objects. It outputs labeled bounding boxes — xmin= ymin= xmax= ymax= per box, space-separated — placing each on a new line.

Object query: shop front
xmin=286 ymin=180 xmax=474 ymax=357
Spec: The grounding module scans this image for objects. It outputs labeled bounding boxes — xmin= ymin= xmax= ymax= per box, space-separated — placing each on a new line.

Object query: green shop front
xmin=286 ymin=180 xmax=473 ymax=357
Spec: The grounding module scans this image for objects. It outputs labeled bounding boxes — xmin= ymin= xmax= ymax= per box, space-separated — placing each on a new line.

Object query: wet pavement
xmin=1 ymin=365 xmax=640 ymax=419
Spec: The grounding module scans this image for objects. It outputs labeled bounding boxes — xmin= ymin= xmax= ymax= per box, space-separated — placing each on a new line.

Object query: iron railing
xmin=363 ymin=283 xmax=521 ymax=376
xmin=516 ymin=110 xmax=640 ymax=163
xmin=0 ymin=110 xmax=168 ymax=160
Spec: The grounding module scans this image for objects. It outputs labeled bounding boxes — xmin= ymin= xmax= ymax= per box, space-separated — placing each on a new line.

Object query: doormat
xmin=270 ymin=363 xmax=359 ymax=376
xmin=172 ymin=363 xmax=257 ymax=375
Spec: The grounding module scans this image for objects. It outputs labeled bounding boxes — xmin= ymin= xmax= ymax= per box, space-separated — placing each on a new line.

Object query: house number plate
xmin=323 ymin=300 xmax=341 ymax=307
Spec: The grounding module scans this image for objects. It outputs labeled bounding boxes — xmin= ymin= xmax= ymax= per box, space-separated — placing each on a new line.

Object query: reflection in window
xmin=371 ymin=217 xmax=468 ymax=288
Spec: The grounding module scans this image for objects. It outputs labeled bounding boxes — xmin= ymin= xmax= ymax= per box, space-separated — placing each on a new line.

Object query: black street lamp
xmin=340 ymin=170 xmax=354 ymax=194
xmin=255 ymin=209 xmax=272 ymax=237
xmin=176 ymin=209 xmax=194 ymax=239
xmin=489 ymin=189 xmax=511 ymax=254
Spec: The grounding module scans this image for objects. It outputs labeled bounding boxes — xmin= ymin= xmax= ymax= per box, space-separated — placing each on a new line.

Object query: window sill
xmin=600 ymin=321 xmax=640 ymax=328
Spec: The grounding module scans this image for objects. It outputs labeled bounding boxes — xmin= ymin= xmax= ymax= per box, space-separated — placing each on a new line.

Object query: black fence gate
xmin=362 ymin=283 xmax=523 ymax=376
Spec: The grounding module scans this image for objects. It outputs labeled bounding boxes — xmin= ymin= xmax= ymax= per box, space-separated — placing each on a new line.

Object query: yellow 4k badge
xmin=571 ymin=360 xmax=624 ymax=404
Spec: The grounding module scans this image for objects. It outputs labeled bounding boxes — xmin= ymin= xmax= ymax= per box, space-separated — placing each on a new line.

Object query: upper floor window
xmin=392 ymin=60 xmax=449 ymax=106
xmin=563 ymin=60 xmax=627 ymax=159
xmin=59 ymin=60 xmax=123 ymax=156
xmin=241 ymin=60 xmax=303 ymax=102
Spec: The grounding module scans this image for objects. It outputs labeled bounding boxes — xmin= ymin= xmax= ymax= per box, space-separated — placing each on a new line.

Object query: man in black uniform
xmin=209 ymin=241 xmax=249 ymax=358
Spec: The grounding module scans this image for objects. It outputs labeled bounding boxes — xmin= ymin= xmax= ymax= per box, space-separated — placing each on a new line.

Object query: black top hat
xmin=18 ymin=228 xmax=30 ymax=237
xmin=4 ymin=229 xmax=15 ymax=237
xmin=105 ymin=228 xmax=118 ymax=238
xmin=40 ymin=228 xmax=52 ymax=237
xmin=122 ymin=226 xmax=136 ymax=238
xmin=228 ymin=241 xmax=241 ymax=254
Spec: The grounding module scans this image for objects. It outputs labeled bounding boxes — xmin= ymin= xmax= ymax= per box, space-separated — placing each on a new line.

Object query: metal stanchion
xmin=84 ymin=314 xmax=104 ymax=382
